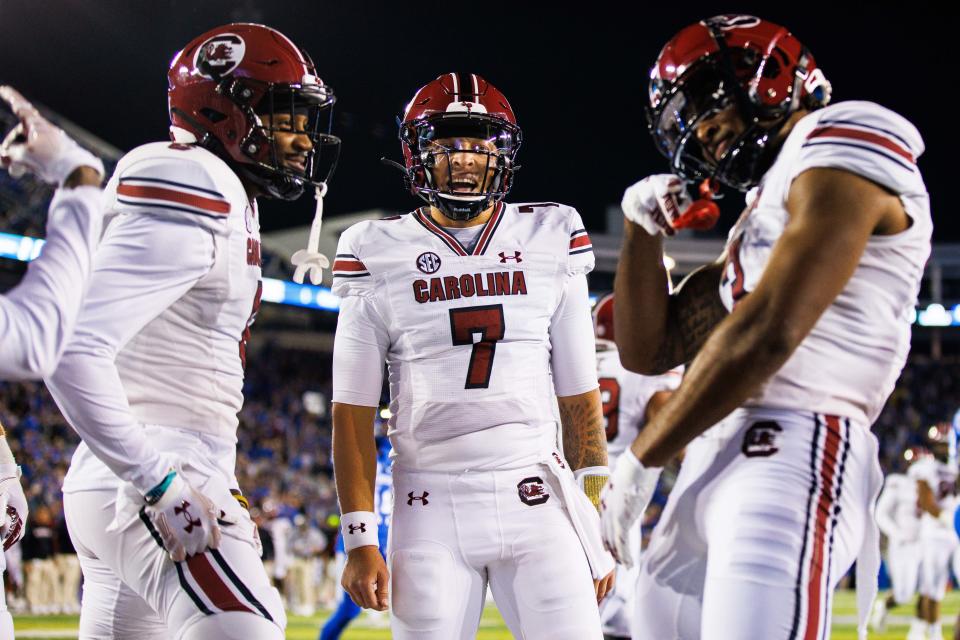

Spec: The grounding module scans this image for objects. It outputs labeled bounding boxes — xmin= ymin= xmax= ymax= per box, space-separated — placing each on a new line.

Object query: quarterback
xmin=331 ymin=73 xmax=614 ymax=640
xmin=44 ymin=24 xmax=339 ymax=640
xmin=601 ymin=15 xmax=931 ymax=640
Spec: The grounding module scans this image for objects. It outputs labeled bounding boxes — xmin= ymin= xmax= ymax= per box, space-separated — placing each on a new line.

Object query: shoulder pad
xmin=105 ymin=142 xmax=248 ymax=235
xmin=806 ymin=100 xmax=924 ymax=160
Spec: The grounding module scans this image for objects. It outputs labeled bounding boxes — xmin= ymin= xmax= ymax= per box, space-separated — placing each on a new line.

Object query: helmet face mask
xmin=647 ymin=15 xmax=831 ymax=191
xmin=404 ymin=113 xmax=520 ymax=220
xmin=168 ymin=24 xmax=341 ymax=200
xmin=396 ymin=73 xmax=522 ymax=222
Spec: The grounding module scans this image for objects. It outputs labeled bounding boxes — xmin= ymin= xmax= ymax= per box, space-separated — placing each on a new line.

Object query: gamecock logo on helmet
xmin=702 ymin=15 xmax=761 ymax=31
xmin=194 ymin=34 xmax=246 ymax=80
xmin=517 ymin=476 xmax=550 ymax=506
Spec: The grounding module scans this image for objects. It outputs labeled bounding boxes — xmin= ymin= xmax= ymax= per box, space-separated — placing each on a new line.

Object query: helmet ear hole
xmin=200 ymin=108 xmax=228 ymax=124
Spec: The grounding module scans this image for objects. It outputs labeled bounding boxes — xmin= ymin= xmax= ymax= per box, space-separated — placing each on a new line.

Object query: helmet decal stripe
xmin=471 ymin=73 xmax=480 ymax=98
xmin=457 ymin=72 xmax=473 ymax=101
xmin=448 ymin=72 xmax=459 ymax=97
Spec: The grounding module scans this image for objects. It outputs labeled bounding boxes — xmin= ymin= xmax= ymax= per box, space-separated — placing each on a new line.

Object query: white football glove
xmin=143 ymin=472 xmax=222 ymax=562
xmin=621 ymin=174 xmax=693 ymax=236
xmin=0 ymin=85 xmax=104 ymax=186
xmin=0 ymin=464 xmax=27 ymax=551
xmin=600 ymin=450 xmax=662 ymax=569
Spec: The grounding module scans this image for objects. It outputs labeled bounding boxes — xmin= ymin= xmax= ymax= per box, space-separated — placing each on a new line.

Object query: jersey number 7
xmin=449 ymin=304 xmax=505 ymax=389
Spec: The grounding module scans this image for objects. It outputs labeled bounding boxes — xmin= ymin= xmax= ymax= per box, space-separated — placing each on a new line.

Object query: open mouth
xmin=450 ymin=176 xmax=479 ymax=193
xmin=284 ymin=156 xmax=307 ymax=173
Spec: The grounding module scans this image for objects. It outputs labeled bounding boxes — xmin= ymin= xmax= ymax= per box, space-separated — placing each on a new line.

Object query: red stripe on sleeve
xmin=332 ymin=259 xmax=368 ymax=272
xmin=807 ymin=126 xmax=914 ymax=163
xmin=569 ymin=234 xmax=592 ymax=250
xmin=117 ymin=184 xmax=231 ymax=214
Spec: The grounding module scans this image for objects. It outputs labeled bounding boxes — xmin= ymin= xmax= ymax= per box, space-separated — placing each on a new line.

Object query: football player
xmin=331 ymin=73 xmax=615 ymax=640
xmin=601 ymin=15 xmax=930 ymax=639
xmin=593 ymin=293 xmax=681 ymax=639
xmin=871 ymin=457 xmax=924 ymax=634
xmin=908 ymin=429 xmax=957 ymax=640
xmin=44 ymin=24 xmax=339 ymax=640
xmin=0 ymin=85 xmax=105 ymax=637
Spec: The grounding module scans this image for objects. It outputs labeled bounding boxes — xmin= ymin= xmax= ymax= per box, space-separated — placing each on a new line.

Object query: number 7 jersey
xmin=331 ymin=203 xmax=598 ymax=472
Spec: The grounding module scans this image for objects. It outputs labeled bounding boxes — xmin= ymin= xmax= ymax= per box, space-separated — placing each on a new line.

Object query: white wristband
xmin=573 ymin=466 xmax=611 ymax=486
xmin=340 ymin=511 xmax=379 ymax=552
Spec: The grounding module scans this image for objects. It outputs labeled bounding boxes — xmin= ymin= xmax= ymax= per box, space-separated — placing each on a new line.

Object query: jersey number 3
xmin=449 ymin=304 xmax=505 ymax=389
xmin=599 ymin=377 xmax=620 ymax=441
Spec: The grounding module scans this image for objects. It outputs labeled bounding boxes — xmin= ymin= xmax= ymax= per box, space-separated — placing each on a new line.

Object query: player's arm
xmin=614 ymin=226 xmax=727 ymax=376
xmin=874 ymin=483 xmax=902 ymax=538
xmin=331 ymin=293 xmax=390 ymax=611
xmin=644 ymin=390 xmax=674 ymax=423
xmin=632 ymin=167 xmax=907 ymax=468
xmin=0 ymin=86 xmax=105 ymax=379
xmin=44 ymin=214 xmax=214 ymax=493
xmin=551 ymin=273 xmax=608 ymax=474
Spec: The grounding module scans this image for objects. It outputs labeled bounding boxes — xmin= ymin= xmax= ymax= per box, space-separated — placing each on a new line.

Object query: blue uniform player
xmin=320 ymin=435 xmax=392 ymax=639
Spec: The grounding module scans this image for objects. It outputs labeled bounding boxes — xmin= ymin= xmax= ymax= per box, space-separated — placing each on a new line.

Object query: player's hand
xmin=0 ymin=85 xmax=104 ymax=186
xmin=600 ymin=449 xmax=662 ymax=569
xmin=143 ymin=471 xmax=222 ymax=562
xmin=0 ymin=465 xmax=27 ymax=551
xmin=594 ymin=569 xmax=615 ymax=604
xmin=342 ymin=545 xmax=389 ymax=611
xmin=621 ymin=174 xmax=693 ymax=236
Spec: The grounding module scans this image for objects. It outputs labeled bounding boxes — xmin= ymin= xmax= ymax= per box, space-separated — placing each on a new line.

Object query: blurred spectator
xmin=286 ymin=514 xmax=327 ymax=616
xmin=21 ymin=504 xmax=57 ymax=614
xmin=54 ymin=508 xmax=80 ymax=614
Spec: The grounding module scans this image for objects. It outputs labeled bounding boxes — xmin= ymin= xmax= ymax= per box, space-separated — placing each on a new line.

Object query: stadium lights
xmin=2 ymin=230 xmax=959 ymax=323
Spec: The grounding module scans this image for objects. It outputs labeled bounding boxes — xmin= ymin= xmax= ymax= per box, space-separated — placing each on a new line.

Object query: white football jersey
xmin=596 ymin=342 xmax=682 ymax=459
xmin=53 ymin=142 xmax=262 ymax=493
xmin=719 ymin=101 xmax=931 ymax=425
xmin=332 ymin=203 xmax=598 ymax=471
xmin=908 ymin=457 xmax=957 ymax=540
xmin=875 ymin=473 xmax=921 ymax=542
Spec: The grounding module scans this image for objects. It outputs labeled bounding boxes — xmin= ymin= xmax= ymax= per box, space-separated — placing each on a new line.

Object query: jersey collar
xmin=413 ymin=202 xmax=506 ymax=257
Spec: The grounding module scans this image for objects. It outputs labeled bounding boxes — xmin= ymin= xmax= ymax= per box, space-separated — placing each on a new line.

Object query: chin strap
xmin=291 ymin=182 xmax=331 ymax=285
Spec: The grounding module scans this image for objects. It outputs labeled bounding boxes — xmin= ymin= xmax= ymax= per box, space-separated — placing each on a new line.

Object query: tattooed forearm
xmin=648 ymin=263 xmax=728 ymax=374
xmin=558 ymin=389 xmax=608 ymax=470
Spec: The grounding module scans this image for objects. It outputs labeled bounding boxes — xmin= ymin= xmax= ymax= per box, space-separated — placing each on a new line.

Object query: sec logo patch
xmin=416 ymin=252 xmax=442 ymax=274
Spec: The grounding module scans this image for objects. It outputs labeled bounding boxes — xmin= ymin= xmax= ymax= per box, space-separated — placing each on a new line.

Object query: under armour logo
xmin=174 ymin=501 xmax=202 ymax=534
xmin=348 ymin=523 xmax=366 ymax=534
xmin=499 ymin=251 xmax=522 ymax=263
xmin=407 ymin=491 xmax=429 ymax=506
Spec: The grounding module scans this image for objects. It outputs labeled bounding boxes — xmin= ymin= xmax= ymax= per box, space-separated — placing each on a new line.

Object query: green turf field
xmin=12 ymin=590 xmax=960 ymax=638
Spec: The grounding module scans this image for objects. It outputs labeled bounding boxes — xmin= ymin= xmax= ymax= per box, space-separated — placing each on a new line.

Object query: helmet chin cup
xmin=433 ymin=192 xmax=490 ymax=221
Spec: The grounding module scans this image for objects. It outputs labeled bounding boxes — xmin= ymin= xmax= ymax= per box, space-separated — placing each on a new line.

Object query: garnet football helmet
xmin=647 ymin=15 xmax=831 ymax=191
xmin=168 ymin=23 xmax=340 ymax=200
xmin=396 ymin=73 xmax=521 ymax=221
xmin=593 ymin=293 xmax=615 ymax=345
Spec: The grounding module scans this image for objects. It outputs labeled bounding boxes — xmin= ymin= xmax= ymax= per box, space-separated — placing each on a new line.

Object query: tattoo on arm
xmin=559 ymin=393 xmax=608 ymax=470
xmin=649 ymin=263 xmax=728 ymax=373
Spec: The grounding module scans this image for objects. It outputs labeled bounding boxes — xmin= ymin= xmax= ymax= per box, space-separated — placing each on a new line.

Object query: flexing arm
xmin=632 ymin=167 xmax=908 ymax=467
xmin=614 ymin=223 xmax=727 ymax=375
xmin=0 ymin=83 xmax=106 ymax=379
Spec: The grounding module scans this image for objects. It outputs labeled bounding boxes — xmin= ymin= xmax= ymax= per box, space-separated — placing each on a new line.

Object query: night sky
xmin=0 ymin=1 xmax=947 ymax=238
